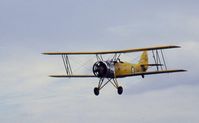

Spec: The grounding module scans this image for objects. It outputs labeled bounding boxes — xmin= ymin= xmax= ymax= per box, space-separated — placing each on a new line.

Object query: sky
xmin=0 ymin=0 xmax=199 ymax=123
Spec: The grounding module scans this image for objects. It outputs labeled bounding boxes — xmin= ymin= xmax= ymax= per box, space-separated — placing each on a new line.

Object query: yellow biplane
xmin=43 ymin=45 xmax=186 ymax=96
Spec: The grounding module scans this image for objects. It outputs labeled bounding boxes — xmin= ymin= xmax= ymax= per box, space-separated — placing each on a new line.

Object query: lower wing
xmin=49 ymin=75 xmax=96 ymax=78
xmin=49 ymin=69 xmax=186 ymax=78
xmin=117 ymin=69 xmax=186 ymax=78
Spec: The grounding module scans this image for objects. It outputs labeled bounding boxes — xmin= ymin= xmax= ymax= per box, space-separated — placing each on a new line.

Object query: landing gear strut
xmin=93 ymin=78 xmax=123 ymax=96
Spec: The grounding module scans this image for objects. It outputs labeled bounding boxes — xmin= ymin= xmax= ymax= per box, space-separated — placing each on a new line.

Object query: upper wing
xmin=43 ymin=45 xmax=180 ymax=55
xmin=116 ymin=69 xmax=186 ymax=78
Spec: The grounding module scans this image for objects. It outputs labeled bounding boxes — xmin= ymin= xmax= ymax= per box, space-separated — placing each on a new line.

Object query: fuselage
xmin=92 ymin=51 xmax=148 ymax=78
xmin=114 ymin=61 xmax=146 ymax=76
xmin=92 ymin=60 xmax=148 ymax=78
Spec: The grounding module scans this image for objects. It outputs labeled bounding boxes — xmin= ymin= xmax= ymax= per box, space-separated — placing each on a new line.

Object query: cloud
xmin=0 ymin=41 xmax=198 ymax=123
xmin=0 ymin=0 xmax=199 ymax=123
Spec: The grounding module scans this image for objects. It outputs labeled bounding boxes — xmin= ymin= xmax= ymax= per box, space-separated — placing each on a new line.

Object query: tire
xmin=94 ymin=87 xmax=99 ymax=96
xmin=117 ymin=86 xmax=123 ymax=95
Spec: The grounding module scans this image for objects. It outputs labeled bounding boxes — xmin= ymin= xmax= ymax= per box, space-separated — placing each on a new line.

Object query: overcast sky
xmin=0 ymin=0 xmax=199 ymax=123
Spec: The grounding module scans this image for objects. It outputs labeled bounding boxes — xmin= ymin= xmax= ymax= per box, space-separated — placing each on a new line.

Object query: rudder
xmin=139 ymin=51 xmax=148 ymax=71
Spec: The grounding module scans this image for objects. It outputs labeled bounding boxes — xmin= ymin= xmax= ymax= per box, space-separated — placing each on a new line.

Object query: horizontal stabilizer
xmin=141 ymin=64 xmax=163 ymax=66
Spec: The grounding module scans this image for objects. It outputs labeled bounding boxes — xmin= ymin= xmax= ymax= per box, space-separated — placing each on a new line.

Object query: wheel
xmin=117 ymin=86 xmax=123 ymax=95
xmin=94 ymin=87 xmax=99 ymax=96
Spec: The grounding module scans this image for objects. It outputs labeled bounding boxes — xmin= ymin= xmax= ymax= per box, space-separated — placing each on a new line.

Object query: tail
xmin=139 ymin=51 xmax=148 ymax=71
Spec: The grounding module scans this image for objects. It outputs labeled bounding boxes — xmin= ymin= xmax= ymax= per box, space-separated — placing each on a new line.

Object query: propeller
xmin=93 ymin=61 xmax=107 ymax=77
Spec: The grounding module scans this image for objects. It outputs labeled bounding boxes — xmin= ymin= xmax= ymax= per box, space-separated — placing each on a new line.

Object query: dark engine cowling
xmin=92 ymin=61 xmax=115 ymax=78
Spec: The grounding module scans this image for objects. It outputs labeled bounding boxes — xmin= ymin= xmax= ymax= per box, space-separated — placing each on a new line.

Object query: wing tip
xmin=49 ymin=75 xmax=57 ymax=77
xmin=178 ymin=69 xmax=187 ymax=72
xmin=42 ymin=52 xmax=54 ymax=55
xmin=173 ymin=45 xmax=181 ymax=48
xmin=162 ymin=45 xmax=181 ymax=49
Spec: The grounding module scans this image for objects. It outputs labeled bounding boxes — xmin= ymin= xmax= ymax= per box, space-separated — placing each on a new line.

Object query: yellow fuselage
xmin=114 ymin=51 xmax=148 ymax=76
xmin=114 ymin=62 xmax=147 ymax=76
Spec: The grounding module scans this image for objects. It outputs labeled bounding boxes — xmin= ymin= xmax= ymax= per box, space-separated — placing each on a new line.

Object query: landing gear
xmin=93 ymin=78 xmax=123 ymax=96
xmin=94 ymin=87 xmax=99 ymax=96
xmin=117 ymin=86 xmax=123 ymax=95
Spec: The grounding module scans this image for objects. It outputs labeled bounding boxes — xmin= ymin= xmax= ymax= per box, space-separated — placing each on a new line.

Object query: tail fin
xmin=139 ymin=51 xmax=148 ymax=64
xmin=139 ymin=51 xmax=148 ymax=71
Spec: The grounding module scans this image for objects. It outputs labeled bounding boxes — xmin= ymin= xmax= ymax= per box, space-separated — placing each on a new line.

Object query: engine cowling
xmin=92 ymin=61 xmax=115 ymax=78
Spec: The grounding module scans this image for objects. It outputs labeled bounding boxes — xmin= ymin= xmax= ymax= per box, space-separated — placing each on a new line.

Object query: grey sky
xmin=0 ymin=0 xmax=199 ymax=123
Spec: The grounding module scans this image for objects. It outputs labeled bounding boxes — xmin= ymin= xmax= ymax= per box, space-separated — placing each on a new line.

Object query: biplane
xmin=43 ymin=45 xmax=186 ymax=96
